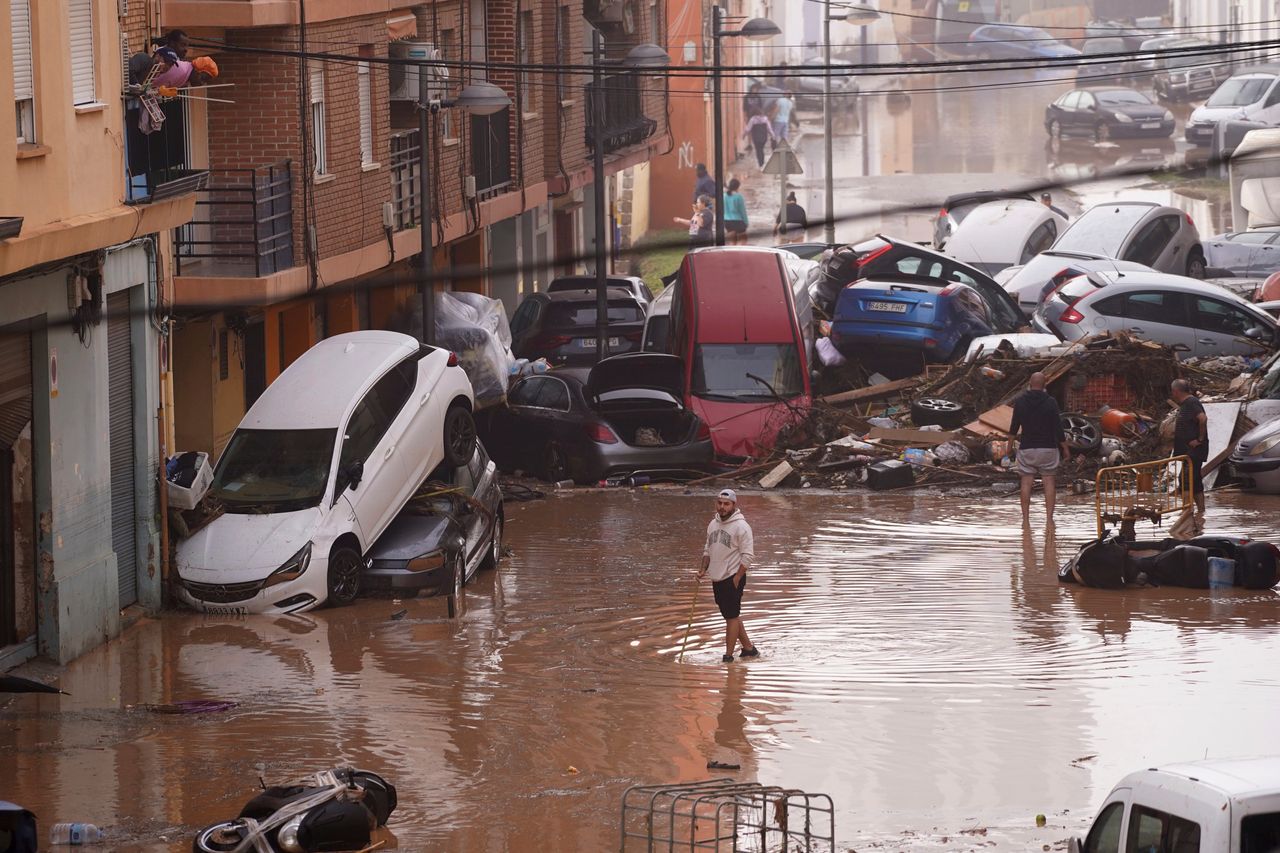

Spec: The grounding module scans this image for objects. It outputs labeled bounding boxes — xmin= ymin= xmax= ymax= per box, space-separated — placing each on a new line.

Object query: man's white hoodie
xmin=703 ymin=509 xmax=754 ymax=582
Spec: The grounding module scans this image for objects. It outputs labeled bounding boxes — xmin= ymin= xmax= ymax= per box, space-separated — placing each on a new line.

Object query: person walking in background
xmin=692 ymin=163 xmax=715 ymax=203
xmin=743 ymin=112 xmax=775 ymax=170
xmin=1009 ymin=372 xmax=1071 ymax=527
xmin=1171 ymin=379 xmax=1209 ymax=528
xmin=674 ymin=194 xmax=715 ymax=247
xmin=698 ymin=489 xmax=758 ymax=663
xmin=771 ymin=91 xmax=795 ymax=148
xmin=722 ymin=179 xmax=749 ymax=245
xmin=774 ymin=192 xmax=808 ymax=244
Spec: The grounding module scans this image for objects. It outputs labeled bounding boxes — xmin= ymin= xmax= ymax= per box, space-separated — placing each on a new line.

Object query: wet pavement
xmin=5 ymin=489 xmax=1280 ymax=851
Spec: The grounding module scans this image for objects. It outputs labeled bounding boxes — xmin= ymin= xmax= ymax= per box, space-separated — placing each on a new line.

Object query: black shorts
xmin=725 ymin=220 xmax=748 ymax=234
xmin=712 ymin=574 xmax=746 ymax=620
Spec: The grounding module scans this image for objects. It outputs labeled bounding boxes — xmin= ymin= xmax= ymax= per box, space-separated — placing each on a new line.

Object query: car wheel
xmin=482 ymin=509 xmax=504 ymax=571
xmin=443 ymin=404 xmax=477 ymax=468
xmin=326 ymin=544 xmax=362 ymax=607
xmin=193 ymin=822 xmax=250 ymax=853
xmin=1048 ymin=119 xmax=1062 ymax=140
xmin=1186 ymin=250 xmax=1207 ymax=279
xmin=448 ymin=551 xmax=465 ymax=599
xmin=1061 ymin=413 xmax=1103 ymax=456
xmin=911 ymin=397 xmax=965 ymax=430
xmin=1094 ymin=123 xmax=1111 ymax=143
xmin=542 ymin=442 xmax=568 ymax=482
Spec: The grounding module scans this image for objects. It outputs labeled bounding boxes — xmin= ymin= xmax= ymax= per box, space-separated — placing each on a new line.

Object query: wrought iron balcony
xmin=584 ymin=74 xmax=657 ymax=155
xmin=174 ymin=162 xmax=294 ymax=278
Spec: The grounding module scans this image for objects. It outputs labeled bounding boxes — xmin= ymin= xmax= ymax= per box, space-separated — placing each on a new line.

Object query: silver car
xmin=1202 ymin=226 xmax=1280 ymax=278
xmin=1052 ymin=201 xmax=1207 ymax=279
xmin=1230 ymin=416 xmax=1280 ymax=493
xmin=1032 ymin=269 xmax=1279 ymax=358
xmin=999 ymin=249 xmax=1153 ymax=317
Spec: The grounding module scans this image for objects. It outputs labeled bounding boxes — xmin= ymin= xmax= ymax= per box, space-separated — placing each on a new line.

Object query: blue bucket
xmin=1208 ymin=557 xmax=1235 ymax=590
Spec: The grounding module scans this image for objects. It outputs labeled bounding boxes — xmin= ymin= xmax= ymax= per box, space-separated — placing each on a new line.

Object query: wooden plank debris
xmin=820 ymin=376 xmax=919 ymax=406
xmin=759 ymin=460 xmax=794 ymax=489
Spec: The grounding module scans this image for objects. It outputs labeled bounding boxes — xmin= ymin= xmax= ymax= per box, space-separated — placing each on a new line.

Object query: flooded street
xmin=5 ymin=489 xmax=1280 ymax=851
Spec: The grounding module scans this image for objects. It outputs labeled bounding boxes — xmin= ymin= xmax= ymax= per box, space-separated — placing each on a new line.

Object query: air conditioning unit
xmin=389 ymin=40 xmax=449 ymax=102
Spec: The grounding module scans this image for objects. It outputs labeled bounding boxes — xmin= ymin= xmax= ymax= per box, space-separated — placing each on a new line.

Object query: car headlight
xmin=1114 ymin=112 xmax=1133 ymax=123
xmin=265 ymin=542 xmax=312 ymax=587
xmin=1249 ymin=433 xmax=1280 ymax=456
xmin=405 ymin=552 xmax=446 ymax=573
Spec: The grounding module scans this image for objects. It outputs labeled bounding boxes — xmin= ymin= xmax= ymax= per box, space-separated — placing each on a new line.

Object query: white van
xmin=1186 ymin=67 xmax=1280 ymax=147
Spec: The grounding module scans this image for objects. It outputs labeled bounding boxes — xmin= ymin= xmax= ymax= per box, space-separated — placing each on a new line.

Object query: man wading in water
xmin=698 ymin=490 xmax=758 ymax=663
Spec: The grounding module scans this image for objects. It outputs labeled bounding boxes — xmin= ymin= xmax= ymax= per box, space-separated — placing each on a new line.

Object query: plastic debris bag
xmin=435 ymin=292 xmax=515 ymax=406
xmin=933 ymin=440 xmax=970 ymax=465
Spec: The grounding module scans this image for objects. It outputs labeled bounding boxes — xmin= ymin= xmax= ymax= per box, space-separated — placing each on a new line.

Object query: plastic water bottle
xmin=50 ymin=823 xmax=104 ymax=845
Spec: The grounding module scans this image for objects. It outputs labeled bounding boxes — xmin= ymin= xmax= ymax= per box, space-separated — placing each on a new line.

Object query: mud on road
xmin=4 ymin=489 xmax=1280 ymax=851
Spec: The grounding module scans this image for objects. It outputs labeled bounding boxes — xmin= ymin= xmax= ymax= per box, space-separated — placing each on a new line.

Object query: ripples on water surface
xmin=4 ymin=490 xmax=1279 ymax=851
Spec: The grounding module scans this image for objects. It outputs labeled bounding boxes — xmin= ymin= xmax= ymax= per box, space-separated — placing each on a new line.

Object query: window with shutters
xmin=309 ymin=68 xmax=327 ymax=175
xmin=69 ymin=0 xmax=96 ymax=106
xmin=357 ymin=58 xmax=374 ymax=166
xmin=11 ymin=0 xmax=35 ymax=143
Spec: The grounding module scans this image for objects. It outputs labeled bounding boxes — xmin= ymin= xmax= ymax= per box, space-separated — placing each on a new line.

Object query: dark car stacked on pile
xmin=510 ymin=287 xmax=647 ymax=367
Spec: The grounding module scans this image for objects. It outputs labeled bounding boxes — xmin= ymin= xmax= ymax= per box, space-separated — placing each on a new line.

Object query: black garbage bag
xmin=1135 ymin=545 xmax=1211 ymax=589
xmin=1061 ymin=537 xmax=1129 ymax=588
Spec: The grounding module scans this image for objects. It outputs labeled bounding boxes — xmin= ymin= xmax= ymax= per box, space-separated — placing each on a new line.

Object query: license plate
xmin=581 ymin=337 xmax=622 ymax=348
xmin=1141 ymin=122 xmax=1160 ymax=129
xmin=201 ymin=605 xmax=247 ymax=616
xmin=868 ymin=301 xmax=908 ymax=313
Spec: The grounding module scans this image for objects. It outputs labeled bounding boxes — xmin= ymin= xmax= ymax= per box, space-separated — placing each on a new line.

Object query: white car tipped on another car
xmin=176 ymin=331 xmax=478 ymax=615
xmin=943 ymin=198 xmax=1067 ymax=277
xmin=1052 ymin=201 xmax=1207 ymax=279
xmin=998 ymin=249 xmax=1155 ymax=317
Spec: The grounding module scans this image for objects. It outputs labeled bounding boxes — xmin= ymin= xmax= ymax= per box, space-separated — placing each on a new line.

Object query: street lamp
xmin=711 ymin=7 xmax=780 ymax=247
xmin=589 ymin=34 xmax=670 ymax=359
xmin=823 ymin=1 xmax=880 ymax=246
xmin=416 ymin=79 xmax=512 ymax=345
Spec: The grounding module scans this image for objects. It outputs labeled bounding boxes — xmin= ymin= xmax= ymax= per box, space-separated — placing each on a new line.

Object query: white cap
xmin=718 ymin=489 xmax=737 ymax=503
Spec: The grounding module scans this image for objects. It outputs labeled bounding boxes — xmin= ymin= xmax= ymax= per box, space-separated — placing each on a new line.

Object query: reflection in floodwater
xmin=4 ymin=490 xmax=1280 ymax=850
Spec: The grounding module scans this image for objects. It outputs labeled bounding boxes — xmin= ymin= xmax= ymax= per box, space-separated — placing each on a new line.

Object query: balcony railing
xmin=585 ymin=74 xmax=658 ymax=155
xmin=389 ymin=129 xmax=420 ymax=231
xmin=124 ymin=99 xmax=209 ymax=204
xmin=471 ymin=109 xmax=512 ymax=200
xmin=174 ymin=162 xmax=294 ymax=277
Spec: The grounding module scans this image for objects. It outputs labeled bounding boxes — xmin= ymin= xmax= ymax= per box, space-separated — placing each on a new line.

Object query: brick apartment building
xmin=156 ymin=0 xmax=671 ymax=457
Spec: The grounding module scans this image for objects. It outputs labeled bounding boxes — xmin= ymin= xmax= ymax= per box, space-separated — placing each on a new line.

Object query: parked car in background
xmin=1229 ymin=416 xmax=1280 ymax=493
xmin=1202 ymin=225 xmax=1280 ymax=277
xmin=642 ymin=284 xmax=674 ymax=353
xmin=480 ymin=354 xmax=713 ymax=483
xmin=932 ymin=189 xmax=1037 ymax=250
xmin=1083 ymin=19 xmax=1163 ymax=50
xmin=999 ymin=249 xmax=1154 ymax=316
xmin=1077 ymin=38 xmax=1133 ymax=84
xmin=965 ymin=24 xmax=1080 ymax=61
xmin=1045 ymin=88 xmax=1175 ymax=142
xmin=794 ymin=57 xmax=858 ymax=110
xmin=547 ymin=274 xmax=652 ymax=304
xmin=510 ymin=287 xmax=647 ymax=367
xmin=943 ymin=198 xmax=1066 ymax=276
xmin=1068 ymin=757 xmax=1280 ymax=853
xmin=1134 ymin=34 xmax=1185 ymax=74
xmin=176 ymin=331 xmax=478 ymax=615
xmin=1152 ymin=38 xmax=1230 ymax=101
xmin=364 ymin=443 xmax=503 ymax=596
xmin=1186 ymin=66 xmax=1280 ymax=146
xmin=831 ymin=272 xmax=1025 ymax=376
xmin=671 ymin=247 xmax=813 ymax=460
xmin=1033 ymin=269 xmax=1279 ymax=357
xmin=1052 ymin=201 xmax=1206 ymax=277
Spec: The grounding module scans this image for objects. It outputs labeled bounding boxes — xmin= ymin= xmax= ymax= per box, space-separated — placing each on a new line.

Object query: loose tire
xmin=1061 ymin=413 xmax=1102 ymax=456
xmin=443 ymin=404 xmax=477 ymax=468
xmin=911 ymin=397 xmax=965 ymax=430
xmin=326 ymin=544 xmax=362 ymax=607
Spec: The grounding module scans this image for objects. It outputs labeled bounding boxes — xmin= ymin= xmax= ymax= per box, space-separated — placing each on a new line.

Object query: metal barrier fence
xmin=1095 ymin=455 xmax=1194 ymax=538
xmin=620 ymin=779 xmax=834 ymax=852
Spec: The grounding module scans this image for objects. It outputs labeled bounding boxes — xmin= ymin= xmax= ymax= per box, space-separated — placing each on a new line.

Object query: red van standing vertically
xmin=669 ymin=247 xmax=812 ymax=460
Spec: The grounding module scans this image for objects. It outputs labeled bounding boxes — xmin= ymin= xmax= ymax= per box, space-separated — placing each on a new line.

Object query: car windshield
xmin=546 ymin=300 xmax=644 ymax=328
xmin=1207 ymin=77 xmax=1273 ymax=106
xmin=210 ymin=428 xmax=336 ymax=513
xmin=1055 ymin=206 xmax=1151 ymax=257
xmin=1099 ymin=90 xmax=1153 ymax=106
xmin=692 ymin=344 xmax=804 ymax=401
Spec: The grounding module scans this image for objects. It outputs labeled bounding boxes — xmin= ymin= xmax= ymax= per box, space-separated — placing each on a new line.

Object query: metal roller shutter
xmin=0 ymin=326 xmax=32 ymax=449
xmin=69 ymin=0 xmax=96 ymax=105
xmin=107 ymin=291 xmax=137 ymax=607
xmin=10 ymin=0 xmax=33 ymax=102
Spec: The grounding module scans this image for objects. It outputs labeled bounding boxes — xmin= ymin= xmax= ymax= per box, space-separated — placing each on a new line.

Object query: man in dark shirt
xmin=1171 ymin=379 xmax=1209 ymax=521
xmin=692 ymin=164 xmax=715 ymax=203
xmin=1009 ymin=372 xmax=1071 ymax=527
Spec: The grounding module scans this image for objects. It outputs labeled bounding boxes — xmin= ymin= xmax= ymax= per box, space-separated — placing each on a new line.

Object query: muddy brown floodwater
xmin=4 ymin=490 xmax=1280 ymax=851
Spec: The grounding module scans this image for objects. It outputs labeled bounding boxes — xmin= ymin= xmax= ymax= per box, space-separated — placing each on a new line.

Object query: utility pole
xmin=711 ymin=5 xmax=727 ymax=247
xmin=416 ymin=60 xmax=435 ymax=346
xmin=592 ymin=28 xmax=609 ymax=359
xmin=823 ymin=0 xmax=835 ymax=245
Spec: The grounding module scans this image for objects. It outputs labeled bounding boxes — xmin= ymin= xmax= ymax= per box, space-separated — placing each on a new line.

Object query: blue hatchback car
xmin=968 ymin=24 xmax=1082 ymax=61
